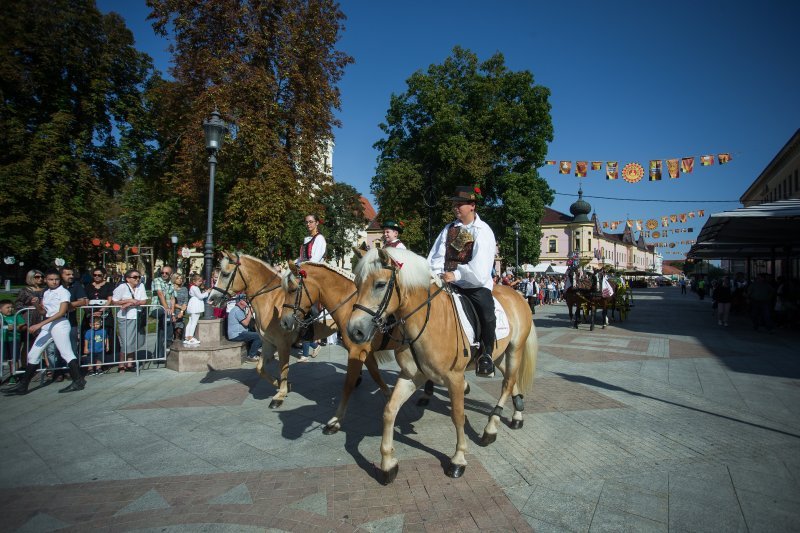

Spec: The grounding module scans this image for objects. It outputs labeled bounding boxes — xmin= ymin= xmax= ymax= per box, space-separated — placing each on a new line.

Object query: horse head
xmin=347 ymin=247 xmax=432 ymax=344
xmin=209 ymin=251 xmax=243 ymax=306
xmin=280 ymin=262 xmax=315 ymax=332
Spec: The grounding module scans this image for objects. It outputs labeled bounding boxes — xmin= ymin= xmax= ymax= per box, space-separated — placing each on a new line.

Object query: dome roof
xmin=569 ymin=187 xmax=592 ymax=223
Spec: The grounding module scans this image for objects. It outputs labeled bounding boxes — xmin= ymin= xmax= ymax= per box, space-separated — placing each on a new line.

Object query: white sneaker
xmin=190 ymin=338 xmax=201 ymax=345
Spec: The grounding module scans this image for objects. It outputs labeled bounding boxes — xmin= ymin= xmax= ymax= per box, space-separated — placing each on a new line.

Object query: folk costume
xmin=297 ymin=233 xmax=327 ymax=264
xmin=428 ymin=186 xmax=497 ymax=376
xmin=381 ymin=220 xmax=406 ymax=249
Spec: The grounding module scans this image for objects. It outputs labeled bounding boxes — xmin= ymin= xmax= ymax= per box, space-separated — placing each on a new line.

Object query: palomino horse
xmin=279 ymin=261 xmax=397 ymax=434
xmin=563 ymin=269 xmax=619 ymax=330
xmin=346 ymin=247 xmax=538 ymax=483
xmin=208 ymin=252 xmax=334 ymax=408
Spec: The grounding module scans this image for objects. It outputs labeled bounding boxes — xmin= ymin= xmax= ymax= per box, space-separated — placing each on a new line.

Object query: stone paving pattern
xmin=1 ymin=287 xmax=799 ymax=531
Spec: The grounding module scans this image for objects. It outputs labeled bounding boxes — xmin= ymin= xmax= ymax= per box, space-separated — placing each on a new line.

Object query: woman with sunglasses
xmin=111 ymin=269 xmax=147 ymax=372
xmin=14 ymin=269 xmax=46 ymax=325
xmin=84 ymin=266 xmax=115 ymax=371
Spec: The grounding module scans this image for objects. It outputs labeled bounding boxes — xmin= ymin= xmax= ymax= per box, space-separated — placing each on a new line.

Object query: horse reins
xmin=213 ymin=256 xmax=283 ymax=331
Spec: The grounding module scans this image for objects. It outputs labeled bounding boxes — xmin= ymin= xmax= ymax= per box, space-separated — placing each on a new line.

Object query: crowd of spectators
xmin=703 ymin=273 xmax=799 ymax=332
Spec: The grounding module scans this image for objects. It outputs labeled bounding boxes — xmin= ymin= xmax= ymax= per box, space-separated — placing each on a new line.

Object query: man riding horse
xmin=427 ymin=185 xmax=497 ymax=377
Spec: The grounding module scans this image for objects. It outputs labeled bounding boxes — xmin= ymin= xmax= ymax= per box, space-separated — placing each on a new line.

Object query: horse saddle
xmin=452 ymin=293 xmax=510 ymax=348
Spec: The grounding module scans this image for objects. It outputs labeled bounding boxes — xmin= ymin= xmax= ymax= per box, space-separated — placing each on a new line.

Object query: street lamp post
xmin=171 ymin=233 xmax=178 ymax=271
xmin=513 ymin=221 xmax=521 ymax=272
xmin=202 ymin=109 xmax=228 ymax=319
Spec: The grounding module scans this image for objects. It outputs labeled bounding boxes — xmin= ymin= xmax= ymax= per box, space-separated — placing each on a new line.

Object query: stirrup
xmin=475 ymin=353 xmax=495 ymax=378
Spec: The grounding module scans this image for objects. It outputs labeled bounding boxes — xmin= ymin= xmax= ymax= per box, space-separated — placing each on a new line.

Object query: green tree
xmin=319 ymin=182 xmax=365 ymax=266
xmin=146 ymin=0 xmax=353 ymax=256
xmin=372 ymin=47 xmax=554 ymax=265
xmin=0 ymin=0 xmax=155 ymax=265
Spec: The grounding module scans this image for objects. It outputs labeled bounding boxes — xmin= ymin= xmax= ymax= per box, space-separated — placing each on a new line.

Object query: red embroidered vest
xmin=300 ymin=234 xmax=319 ymax=261
xmin=444 ymin=224 xmax=474 ymax=272
xmin=384 ymin=239 xmax=403 ymax=248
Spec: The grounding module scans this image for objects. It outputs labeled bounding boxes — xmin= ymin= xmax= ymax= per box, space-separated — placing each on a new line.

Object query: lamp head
xmin=203 ymin=109 xmax=228 ymax=152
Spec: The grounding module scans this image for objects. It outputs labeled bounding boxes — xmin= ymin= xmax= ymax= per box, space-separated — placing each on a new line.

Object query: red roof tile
xmin=540 ymin=207 xmax=573 ymax=225
xmin=360 ymin=196 xmax=377 ymax=221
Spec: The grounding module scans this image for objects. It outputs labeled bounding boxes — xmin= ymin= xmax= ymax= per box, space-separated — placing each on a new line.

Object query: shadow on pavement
xmin=556 ymin=372 xmax=800 ymax=440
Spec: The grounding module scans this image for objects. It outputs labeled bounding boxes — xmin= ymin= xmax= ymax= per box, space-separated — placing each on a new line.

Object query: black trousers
xmin=453 ymin=285 xmax=496 ymax=355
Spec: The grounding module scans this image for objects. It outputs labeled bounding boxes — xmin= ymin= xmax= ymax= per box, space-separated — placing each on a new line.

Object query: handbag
xmin=127 ymin=284 xmax=147 ymax=331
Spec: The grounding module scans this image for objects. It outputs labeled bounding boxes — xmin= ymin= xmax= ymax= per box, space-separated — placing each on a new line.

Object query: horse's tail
xmin=517 ymin=322 xmax=538 ymax=393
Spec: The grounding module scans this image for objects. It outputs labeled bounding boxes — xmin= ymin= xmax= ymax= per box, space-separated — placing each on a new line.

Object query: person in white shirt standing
xmin=7 ymin=269 xmax=86 ymax=395
xmin=428 ymin=185 xmax=497 ymax=377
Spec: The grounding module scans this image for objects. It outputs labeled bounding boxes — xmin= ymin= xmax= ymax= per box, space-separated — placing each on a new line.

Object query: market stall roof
xmin=687 ymin=199 xmax=800 ymax=259
xmin=550 ymin=265 xmax=568 ymax=275
xmin=622 ymin=269 xmax=659 ymax=276
xmin=531 ymin=262 xmax=552 ymax=273
xmin=521 ymin=263 xmax=535 ymax=273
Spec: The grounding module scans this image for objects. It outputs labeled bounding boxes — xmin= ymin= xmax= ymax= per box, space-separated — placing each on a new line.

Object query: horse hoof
xmin=508 ymin=419 xmax=523 ymax=429
xmin=268 ymin=399 xmax=283 ymax=409
xmin=464 ymin=383 xmax=471 ymax=395
xmin=382 ymin=465 xmax=399 ymax=485
xmin=355 ymin=376 xmax=362 ymax=387
xmin=446 ymin=463 xmax=466 ymax=478
xmin=322 ymin=424 xmax=340 ymax=435
xmin=416 ymin=397 xmax=430 ymax=407
xmin=479 ymin=432 xmax=497 ymax=447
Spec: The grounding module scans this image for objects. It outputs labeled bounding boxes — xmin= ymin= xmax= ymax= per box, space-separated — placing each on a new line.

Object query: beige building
xmin=539 ymin=189 xmax=662 ymax=273
xmin=740 ymin=129 xmax=800 ymax=206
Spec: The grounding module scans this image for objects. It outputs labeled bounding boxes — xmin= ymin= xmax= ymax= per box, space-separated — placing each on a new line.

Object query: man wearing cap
xmin=428 ymin=185 xmax=497 ymax=377
xmin=226 ymin=295 xmax=262 ymax=361
xmin=381 ymin=220 xmax=406 ymax=249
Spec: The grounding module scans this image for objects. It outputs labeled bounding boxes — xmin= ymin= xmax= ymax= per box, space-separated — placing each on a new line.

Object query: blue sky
xmin=98 ymin=0 xmax=800 ymax=258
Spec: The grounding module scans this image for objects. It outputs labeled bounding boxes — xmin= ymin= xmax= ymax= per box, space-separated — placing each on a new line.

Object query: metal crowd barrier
xmin=1 ymin=304 xmax=169 ymax=384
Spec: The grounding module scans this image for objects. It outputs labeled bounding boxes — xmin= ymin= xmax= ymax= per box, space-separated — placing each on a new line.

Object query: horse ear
xmin=288 ymin=262 xmax=299 ymax=275
xmin=377 ymin=247 xmax=391 ymax=265
xmin=352 ymin=246 xmax=366 ymax=258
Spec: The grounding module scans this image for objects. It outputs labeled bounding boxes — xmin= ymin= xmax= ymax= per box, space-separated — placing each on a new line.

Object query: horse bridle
xmin=212 ymin=255 xmax=283 ymax=305
xmin=282 ymin=271 xmax=358 ymax=330
xmin=352 ymin=262 xmax=444 ymax=347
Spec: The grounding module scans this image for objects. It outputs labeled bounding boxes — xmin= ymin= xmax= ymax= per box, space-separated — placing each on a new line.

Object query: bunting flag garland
xmin=646 ymin=219 xmax=658 ymax=230
xmin=606 ymin=161 xmax=619 ymax=180
xmin=591 ymin=161 xmax=602 ymax=171
xmin=688 ymin=212 xmax=695 ymax=218
xmin=667 ymin=158 xmax=680 ymax=179
xmin=661 ymin=216 xmax=669 ymax=227
xmin=670 ymin=215 xmax=677 ymax=223
xmin=718 ymin=153 xmax=732 ymax=164
xmin=698 ymin=210 xmax=704 ymax=217
xmin=575 ymin=161 xmax=588 ymax=177
xmin=636 ymin=220 xmax=642 ymax=231
xmin=700 ymin=155 xmax=714 ymax=166
xmin=680 ymin=213 xmax=687 ymax=223
xmin=649 ymin=160 xmax=662 ymax=181
xmin=559 ymin=161 xmax=571 ymax=174
xmin=681 ymin=157 xmax=695 ymax=174
xmin=626 ymin=219 xmax=633 ymax=228
xmin=546 ymin=160 xmax=556 ymax=165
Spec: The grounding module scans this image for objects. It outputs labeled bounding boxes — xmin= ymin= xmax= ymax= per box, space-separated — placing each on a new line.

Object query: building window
xmin=549 ymin=239 xmax=556 ymax=253
xmin=575 ymin=237 xmax=581 ymax=251
xmin=588 ymin=238 xmax=592 ymax=251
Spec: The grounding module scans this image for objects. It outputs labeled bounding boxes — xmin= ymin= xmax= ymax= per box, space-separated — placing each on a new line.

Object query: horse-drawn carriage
xmin=564 ymin=265 xmax=630 ymax=330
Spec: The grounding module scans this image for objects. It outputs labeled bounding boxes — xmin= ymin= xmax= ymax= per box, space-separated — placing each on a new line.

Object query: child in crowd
xmin=184 ymin=274 xmax=210 ymax=345
xmin=82 ymin=317 xmax=109 ymax=375
xmin=1 ymin=299 xmax=26 ymax=382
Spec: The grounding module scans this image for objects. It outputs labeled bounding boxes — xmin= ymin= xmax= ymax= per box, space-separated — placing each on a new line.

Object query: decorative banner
xmin=646 ymin=219 xmax=658 ymax=230
xmin=681 ymin=157 xmax=695 ymax=174
xmin=718 ymin=153 xmax=732 ymax=164
xmin=636 ymin=220 xmax=642 ymax=231
xmin=606 ymin=161 xmax=619 ymax=180
xmin=559 ymin=161 xmax=571 ymax=175
xmin=622 ymin=162 xmax=644 ymax=183
xmin=661 ymin=216 xmax=669 ymax=227
xmin=698 ymin=210 xmax=705 ymax=217
xmin=591 ymin=161 xmax=602 ymax=171
xmin=680 ymin=213 xmax=687 ymax=223
xmin=649 ymin=160 xmax=662 ymax=181
xmin=575 ymin=161 xmax=588 ymax=177
xmin=546 ymin=160 xmax=556 ymax=165
xmin=670 ymin=215 xmax=677 ymax=223
xmin=652 ymin=230 xmax=660 ymax=238
xmin=701 ymin=155 xmax=714 ymax=166
xmin=603 ymin=221 xmax=608 ymax=228
xmin=667 ymin=158 xmax=679 ymax=179
xmin=688 ymin=211 xmax=695 ymax=218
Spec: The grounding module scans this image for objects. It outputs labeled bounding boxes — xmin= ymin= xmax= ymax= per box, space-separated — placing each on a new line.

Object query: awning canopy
xmin=521 ymin=263 xmax=535 ymax=273
xmin=550 ymin=265 xmax=568 ymax=275
xmin=687 ymin=199 xmax=800 ymax=259
xmin=531 ymin=262 xmax=552 ymax=273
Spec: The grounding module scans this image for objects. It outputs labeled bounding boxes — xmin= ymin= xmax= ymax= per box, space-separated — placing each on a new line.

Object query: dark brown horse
xmin=564 ymin=269 xmax=619 ymax=331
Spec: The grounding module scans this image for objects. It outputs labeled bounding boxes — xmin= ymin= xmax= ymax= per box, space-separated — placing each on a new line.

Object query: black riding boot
xmin=476 ymin=343 xmax=495 ymax=377
xmin=7 ymin=364 xmax=38 ymax=395
xmin=59 ymin=360 xmax=86 ymax=393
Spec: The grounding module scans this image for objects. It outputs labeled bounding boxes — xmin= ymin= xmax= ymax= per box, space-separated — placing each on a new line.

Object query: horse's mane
xmin=302 ymin=261 xmax=355 ymax=282
xmin=354 ymin=248 xmax=436 ymax=290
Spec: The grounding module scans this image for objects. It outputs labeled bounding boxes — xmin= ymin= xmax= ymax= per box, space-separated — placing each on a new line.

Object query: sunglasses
xmin=93 ymin=273 xmax=103 ymax=277
xmin=162 ymin=272 xmax=172 ymax=276
xmin=33 ymin=275 xmax=43 ymax=278
xmin=128 ymin=275 xmax=141 ymax=279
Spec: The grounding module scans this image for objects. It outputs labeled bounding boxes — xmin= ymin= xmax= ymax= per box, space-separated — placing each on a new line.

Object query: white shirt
xmin=187 ymin=285 xmax=210 ymax=314
xmin=385 ymin=239 xmax=406 ymax=249
xmin=298 ymin=233 xmax=327 ymax=264
xmin=112 ymin=283 xmax=147 ymax=320
xmin=428 ymin=213 xmax=496 ymax=291
xmin=525 ymin=280 xmax=537 ymax=298
xmin=42 ymin=286 xmax=71 ymax=319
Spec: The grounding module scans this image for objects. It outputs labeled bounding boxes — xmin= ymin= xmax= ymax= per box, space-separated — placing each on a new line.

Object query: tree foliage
xmin=319 ymin=182 xmax=365 ymax=265
xmin=145 ymin=0 xmax=353 ymax=256
xmin=372 ymin=47 xmax=554 ymax=265
xmin=0 ymin=0 xmax=154 ymax=264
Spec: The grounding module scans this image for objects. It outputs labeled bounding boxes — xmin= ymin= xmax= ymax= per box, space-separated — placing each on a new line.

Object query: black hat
xmin=449 ymin=185 xmax=482 ymax=203
xmin=381 ymin=220 xmax=403 ymax=233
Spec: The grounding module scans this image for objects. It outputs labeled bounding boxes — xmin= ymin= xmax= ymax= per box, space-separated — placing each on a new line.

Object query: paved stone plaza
xmin=1 ymin=286 xmax=799 ymax=532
